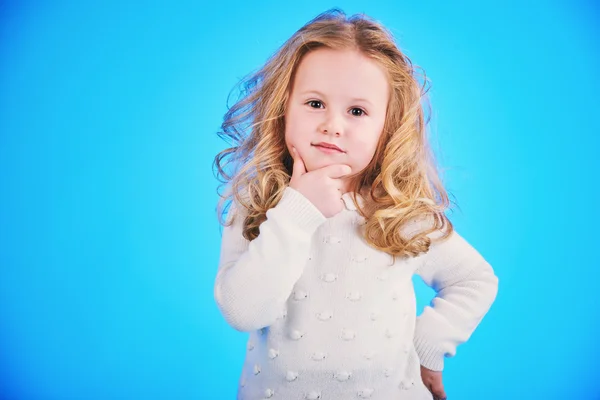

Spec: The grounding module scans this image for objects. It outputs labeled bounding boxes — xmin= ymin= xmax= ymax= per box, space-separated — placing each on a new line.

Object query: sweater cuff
xmin=413 ymin=334 xmax=445 ymax=372
xmin=273 ymin=187 xmax=327 ymax=234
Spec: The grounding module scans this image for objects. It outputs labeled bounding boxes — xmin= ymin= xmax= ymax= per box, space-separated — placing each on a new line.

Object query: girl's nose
xmin=319 ymin=113 xmax=343 ymax=136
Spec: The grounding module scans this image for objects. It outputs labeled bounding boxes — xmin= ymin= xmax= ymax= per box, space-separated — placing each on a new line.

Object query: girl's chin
xmin=306 ymin=159 xmax=352 ymax=172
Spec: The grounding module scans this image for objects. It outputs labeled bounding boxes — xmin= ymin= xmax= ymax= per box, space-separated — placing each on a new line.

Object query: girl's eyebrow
xmin=300 ymin=90 xmax=373 ymax=106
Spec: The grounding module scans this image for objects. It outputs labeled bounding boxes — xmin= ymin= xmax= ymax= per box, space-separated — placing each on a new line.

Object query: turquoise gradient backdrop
xmin=1 ymin=1 xmax=598 ymax=399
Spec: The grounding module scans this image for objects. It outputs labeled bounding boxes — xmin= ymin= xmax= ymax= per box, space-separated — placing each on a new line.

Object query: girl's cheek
xmin=283 ymin=131 xmax=292 ymax=145
xmin=283 ymin=129 xmax=293 ymax=146
xmin=284 ymin=138 xmax=298 ymax=156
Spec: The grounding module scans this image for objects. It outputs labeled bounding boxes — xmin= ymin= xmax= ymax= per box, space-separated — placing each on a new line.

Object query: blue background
xmin=1 ymin=1 xmax=598 ymax=399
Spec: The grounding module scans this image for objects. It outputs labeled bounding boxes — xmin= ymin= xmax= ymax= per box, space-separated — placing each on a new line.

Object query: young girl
xmin=213 ymin=8 xmax=498 ymax=400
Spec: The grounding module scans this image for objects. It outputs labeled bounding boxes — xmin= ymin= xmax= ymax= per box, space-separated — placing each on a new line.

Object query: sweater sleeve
xmin=214 ymin=186 xmax=327 ymax=332
xmin=413 ymin=229 xmax=499 ymax=371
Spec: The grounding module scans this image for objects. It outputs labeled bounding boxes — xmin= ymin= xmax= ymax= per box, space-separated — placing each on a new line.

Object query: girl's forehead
xmin=293 ymin=48 xmax=389 ymax=102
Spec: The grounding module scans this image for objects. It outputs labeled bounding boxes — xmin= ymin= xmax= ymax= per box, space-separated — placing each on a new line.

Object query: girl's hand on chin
xmin=289 ymin=147 xmax=351 ymax=218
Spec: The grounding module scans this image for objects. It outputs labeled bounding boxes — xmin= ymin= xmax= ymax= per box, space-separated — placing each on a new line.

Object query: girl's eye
xmin=305 ymin=101 xmax=366 ymax=117
xmin=351 ymin=108 xmax=366 ymax=117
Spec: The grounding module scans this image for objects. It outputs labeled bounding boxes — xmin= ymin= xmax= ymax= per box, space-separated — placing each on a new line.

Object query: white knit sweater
xmin=214 ymin=187 xmax=498 ymax=400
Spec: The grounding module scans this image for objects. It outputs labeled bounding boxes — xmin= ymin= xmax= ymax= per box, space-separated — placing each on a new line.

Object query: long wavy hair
xmin=214 ymin=8 xmax=455 ymax=259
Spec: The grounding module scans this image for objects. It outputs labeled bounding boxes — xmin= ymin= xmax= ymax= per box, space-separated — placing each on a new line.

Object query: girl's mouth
xmin=312 ymin=143 xmax=345 ymax=153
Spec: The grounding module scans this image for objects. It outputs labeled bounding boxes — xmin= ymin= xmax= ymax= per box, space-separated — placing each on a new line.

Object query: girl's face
xmin=284 ymin=48 xmax=389 ymax=190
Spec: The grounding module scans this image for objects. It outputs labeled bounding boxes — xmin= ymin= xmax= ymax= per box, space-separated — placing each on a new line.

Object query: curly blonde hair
xmin=214 ymin=8 xmax=455 ymax=259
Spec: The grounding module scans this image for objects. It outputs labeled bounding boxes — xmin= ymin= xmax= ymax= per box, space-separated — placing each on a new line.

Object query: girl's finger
xmin=432 ymin=390 xmax=447 ymax=400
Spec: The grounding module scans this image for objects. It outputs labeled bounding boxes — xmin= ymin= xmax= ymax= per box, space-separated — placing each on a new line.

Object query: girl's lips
xmin=312 ymin=144 xmax=345 ymax=154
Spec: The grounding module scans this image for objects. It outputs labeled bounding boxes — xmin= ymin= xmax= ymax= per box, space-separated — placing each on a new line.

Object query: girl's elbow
xmin=213 ymin=285 xmax=282 ymax=332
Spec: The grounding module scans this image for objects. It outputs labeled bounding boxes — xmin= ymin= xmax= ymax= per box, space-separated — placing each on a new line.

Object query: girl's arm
xmin=214 ymin=187 xmax=326 ymax=332
xmin=413 ymin=229 xmax=499 ymax=371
